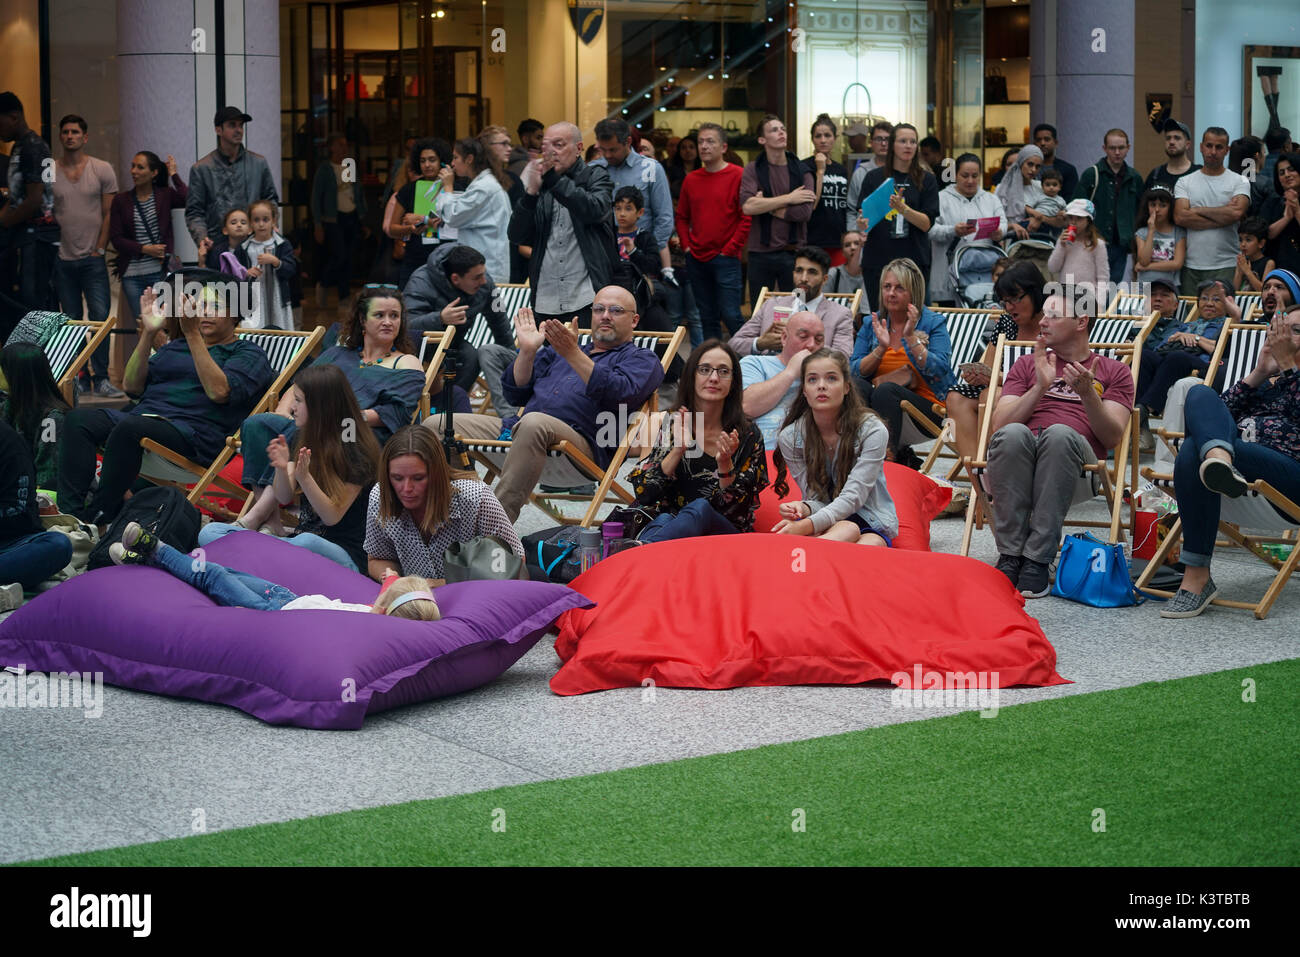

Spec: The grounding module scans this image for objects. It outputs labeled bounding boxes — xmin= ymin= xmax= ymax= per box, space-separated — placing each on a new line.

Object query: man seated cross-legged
xmin=423 ymin=284 xmax=664 ymax=523
xmin=985 ymin=294 xmax=1135 ymax=598
xmin=57 ymin=270 xmax=274 ymax=527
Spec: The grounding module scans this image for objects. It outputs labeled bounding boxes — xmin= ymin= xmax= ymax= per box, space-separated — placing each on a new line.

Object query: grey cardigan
xmin=777 ymin=415 xmax=898 ymax=537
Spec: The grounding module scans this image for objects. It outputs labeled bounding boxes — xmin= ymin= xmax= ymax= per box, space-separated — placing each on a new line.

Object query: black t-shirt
xmin=803 ymin=156 xmax=850 ymax=248
xmin=858 ymin=166 xmax=941 ymax=274
xmin=0 ymin=421 xmax=43 ymax=543
xmin=294 ymin=480 xmax=374 ymax=573
xmin=396 ymin=179 xmax=444 ymax=251
xmin=1145 ymin=163 xmax=1201 ymax=194
xmin=7 ymin=129 xmax=58 ymax=241
xmin=1262 ymin=193 xmax=1300 ymax=273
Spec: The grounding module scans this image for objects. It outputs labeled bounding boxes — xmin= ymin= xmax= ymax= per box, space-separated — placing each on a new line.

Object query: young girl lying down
xmin=109 ymin=522 xmax=440 ymax=620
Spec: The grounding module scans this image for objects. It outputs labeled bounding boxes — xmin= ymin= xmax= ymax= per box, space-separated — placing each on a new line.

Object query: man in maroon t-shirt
xmin=675 ymin=122 xmax=751 ymax=341
xmin=985 ymin=294 xmax=1135 ymax=598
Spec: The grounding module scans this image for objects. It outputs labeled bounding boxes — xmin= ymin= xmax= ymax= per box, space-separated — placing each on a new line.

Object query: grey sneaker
xmin=93 ymin=379 xmax=126 ymax=398
xmin=109 ymin=542 xmax=149 ymax=566
xmin=1199 ymin=458 xmax=1247 ymax=498
xmin=1017 ymin=559 xmax=1053 ymax=599
xmin=0 ymin=582 xmax=23 ymax=613
xmin=1160 ymin=578 xmax=1219 ymax=618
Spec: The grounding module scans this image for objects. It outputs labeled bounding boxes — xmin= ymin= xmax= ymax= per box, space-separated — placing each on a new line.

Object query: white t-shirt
xmin=739 ymin=353 xmax=797 ymax=446
xmin=280 ymin=595 xmax=375 ymax=613
xmin=1133 ymin=225 xmax=1187 ymax=290
xmin=1174 ymin=169 xmax=1251 ymax=269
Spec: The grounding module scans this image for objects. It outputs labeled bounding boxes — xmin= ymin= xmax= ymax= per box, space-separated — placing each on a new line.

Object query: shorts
xmin=847 ymin=513 xmax=893 ymax=547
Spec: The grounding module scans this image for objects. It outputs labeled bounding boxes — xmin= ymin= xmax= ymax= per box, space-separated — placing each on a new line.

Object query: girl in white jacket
xmin=435 ymin=138 xmax=512 ymax=284
xmin=928 ymin=153 xmax=1007 ymax=303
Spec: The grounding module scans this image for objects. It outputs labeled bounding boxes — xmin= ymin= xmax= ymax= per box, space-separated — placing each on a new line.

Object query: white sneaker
xmin=0 ymin=583 xmax=23 ymax=613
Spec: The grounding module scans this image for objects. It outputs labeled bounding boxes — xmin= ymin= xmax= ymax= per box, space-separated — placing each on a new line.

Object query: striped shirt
xmin=124 ymin=193 xmax=162 ymax=277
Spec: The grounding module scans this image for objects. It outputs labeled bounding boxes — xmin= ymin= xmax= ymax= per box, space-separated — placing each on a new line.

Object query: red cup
xmin=1133 ymin=509 xmax=1159 ymax=560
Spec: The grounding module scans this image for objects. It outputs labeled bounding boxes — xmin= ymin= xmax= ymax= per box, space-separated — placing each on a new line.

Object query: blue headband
xmin=387 ymin=590 xmax=436 ymax=613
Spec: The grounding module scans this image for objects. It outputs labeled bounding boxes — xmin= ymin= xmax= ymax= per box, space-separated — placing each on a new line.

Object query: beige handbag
xmin=37 ymin=512 xmax=101 ymax=588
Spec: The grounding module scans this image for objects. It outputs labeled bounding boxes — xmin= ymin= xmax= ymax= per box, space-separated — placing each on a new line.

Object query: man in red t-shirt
xmin=985 ymin=295 xmax=1135 ymax=598
xmin=675 ymin=122 xmax=750 ymax=342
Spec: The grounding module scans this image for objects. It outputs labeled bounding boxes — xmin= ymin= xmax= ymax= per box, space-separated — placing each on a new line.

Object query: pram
xmin=1003 ymin=237 xmax=1054 ymax=283
xmin=949 ymin=240 xmax=1003 ymax=308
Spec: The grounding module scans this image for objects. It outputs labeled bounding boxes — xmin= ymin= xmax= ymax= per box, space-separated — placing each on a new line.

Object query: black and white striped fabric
xmin=1216 ymin=325 xmax=1269 ymax=393
xmin=43 ymin=323 xmax=84 ymax=382
xmin=495 ymin=283 xmax=531 ymax=324
xmin=1236 ymin=294 xmax=1262 ymax=321
xmin=462 ymin=313 xmax=493 ymax=349
xmin=235 ymin=331 xmax=303 ymax=374
xmin=933 ymin=309 xmax=998 ymax=370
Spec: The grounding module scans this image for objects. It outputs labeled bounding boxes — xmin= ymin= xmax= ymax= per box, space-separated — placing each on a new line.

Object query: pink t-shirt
xmin=51 ymin=155 xmax=117 ymax=260
xmin=1002 ymin=350 xmax=1134 ymax=458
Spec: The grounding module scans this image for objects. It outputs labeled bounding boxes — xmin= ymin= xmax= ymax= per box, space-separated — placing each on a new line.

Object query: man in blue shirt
xmin=423 ymin=284 xmax=664 ymax=521
xmin=58 ymin=270 xmax=274 ymax=527
xmin=589 ymin=118 xmax=674 ymax=250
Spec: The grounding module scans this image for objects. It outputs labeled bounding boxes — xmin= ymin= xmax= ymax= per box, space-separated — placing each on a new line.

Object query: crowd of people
xmin=2 ymin=86 xmax=1300 ymax=622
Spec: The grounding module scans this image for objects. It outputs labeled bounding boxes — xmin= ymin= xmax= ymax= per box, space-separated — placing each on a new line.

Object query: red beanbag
xmin=752 ymin=452 xmax=952 ymax=551
xmin=551 ymin=535 xmax=1067 ymax=696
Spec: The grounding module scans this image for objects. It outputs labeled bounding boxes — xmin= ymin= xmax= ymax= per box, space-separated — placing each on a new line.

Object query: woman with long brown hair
xmin=855 ymin=122 xmax=940 ymax=311
xmin=627 ymin=339 xmax=768 ymax=541
xmin=771 ymin=348 xmax=897 ymax=545
xmin=364 ymin=425 xmax=522 ymax=584
xmin=200 ymin=363 xmax=381 ymax=572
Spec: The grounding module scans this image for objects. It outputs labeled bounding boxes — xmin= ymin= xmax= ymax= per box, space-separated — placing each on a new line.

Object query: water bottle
xmin=601 ymin=521 xmax=624 ymax=559
xmin=577 ymin=528 xmax=603 ymax=574
xmin=893 ymin=187 xmax=908 ymax=238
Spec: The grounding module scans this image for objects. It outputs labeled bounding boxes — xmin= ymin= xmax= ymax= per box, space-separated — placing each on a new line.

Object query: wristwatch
xmin=96 ymin=247 xmax=106 ymax=255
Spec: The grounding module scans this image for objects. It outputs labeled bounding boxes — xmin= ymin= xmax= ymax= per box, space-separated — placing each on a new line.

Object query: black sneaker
xmin=994 ymin=554 xmax=1023 ymax=587
xmin=1017 ymin=559 xmax=1052 ymax=598
xmin=1199 ymin=458 xmax=1248 ymax=498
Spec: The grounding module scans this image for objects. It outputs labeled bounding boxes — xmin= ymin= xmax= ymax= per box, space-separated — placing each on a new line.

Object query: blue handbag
xmin=1050 ymin=532 xmax=1145 ymax=607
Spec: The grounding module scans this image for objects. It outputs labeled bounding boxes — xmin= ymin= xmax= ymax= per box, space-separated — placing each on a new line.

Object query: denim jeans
xmin=1106 ymin=240 xmax=1129 ymax=285
xmin=198 ymin=522 xmax=359 ymax=572
xmin=152 ymin=541 xmax=298 ymax=610
xmin=121 ymin=268 xmax=166 ymax=321
xmin=639 ymin=498 xmax=740 ymax=543
xmin=240 ymin=414 xmax=295 ymax=487
xmin=0 ymin=530 xmax=73 ymax=590
xmin=1173 ymin=385 xmax=1300 ymax=566
xmin=686 ymin=252 xmax=743 ymax=342
xmin=662 ymin=273 xmax=703 ymax=349
xmin=55 ymin=256 xmax=113 ymax=380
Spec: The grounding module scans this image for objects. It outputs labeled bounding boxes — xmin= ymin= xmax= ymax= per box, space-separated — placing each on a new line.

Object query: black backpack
xmin=87 ymin=486 xmax=202 ymax=570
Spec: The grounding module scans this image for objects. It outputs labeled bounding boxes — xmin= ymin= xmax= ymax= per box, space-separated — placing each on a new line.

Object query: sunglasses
xmin=364 ymin=284 xmax=400 ymax=291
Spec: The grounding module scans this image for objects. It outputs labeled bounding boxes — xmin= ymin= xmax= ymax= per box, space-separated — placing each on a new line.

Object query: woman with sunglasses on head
xmin=944 ymin=261 xmax=1047 ymax=464
xmin=627 ymin=340 xmax=767 ymax=542
xmin=235 ymin=287 xmax=425 ymax=532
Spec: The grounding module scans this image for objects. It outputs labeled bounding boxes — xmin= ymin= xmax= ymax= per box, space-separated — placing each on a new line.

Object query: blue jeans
xmin=240 ymin=413 xmax=295 ymax=487
xmin=639 ymin=498 xmax=739 ymax=543
xmin=153 ymin=541 xmax=298 ymax=610
xmin=55 ymin=256 xmax=113 ymax=380
xmin=199 ymin=522 xmax=359 ymax=572
xmin=1173 ymin=385 xmax=1300 ymax=566
xmin=121 ymin=268 xmax=166 ymax=321
xmin=662 ymin=273 xmax=703 ymax=349
xmin=686 ymin=252 xmax=743 ymax=342
xmin=0 ymin=530 xmax=73 ymax=590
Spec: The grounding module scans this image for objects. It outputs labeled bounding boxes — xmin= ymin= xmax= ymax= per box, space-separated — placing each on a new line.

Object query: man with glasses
xmin=422 ymin=284 xmax=663 ymax=522
xmin=847 ymin=121 xmax=895 ymax=234
xmin=1073 ymin=128 xmax=1144 ymax=284
xmin=985 ymin=294 xmax=1134 ymax=598
xmin=509 ymin=121 xmax=614 ymax=326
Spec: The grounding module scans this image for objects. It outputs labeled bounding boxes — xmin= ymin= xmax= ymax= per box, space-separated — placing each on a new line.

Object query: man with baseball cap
xmin=184 ymin=105 xmax=278 ymax=247
xmin=1145 ymin=118 xmax=1200 ymax=193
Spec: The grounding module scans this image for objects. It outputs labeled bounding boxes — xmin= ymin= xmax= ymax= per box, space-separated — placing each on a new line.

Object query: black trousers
xmin=534 ymin=304 xmax=594 ymax=327
xmin=856 ymin=378 xmax=942 ymax=453
xmin=322 ymin=211 xmax=361 ymax=299
xmin=58 ymin=409 xmax=198 ymax=524
xmin=746 ymin=249 xmax=796 ymax=307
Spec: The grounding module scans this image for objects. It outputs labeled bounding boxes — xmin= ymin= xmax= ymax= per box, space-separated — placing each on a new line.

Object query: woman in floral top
xmin=628 ymin=340 xmax=767 ymax=540
xmin=1164 ymin=307 xmax=1300 ymax=618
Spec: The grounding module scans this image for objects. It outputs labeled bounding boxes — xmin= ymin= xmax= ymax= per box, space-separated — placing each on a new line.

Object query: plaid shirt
xmin=131 ymin=338 xmax=273 ymax=462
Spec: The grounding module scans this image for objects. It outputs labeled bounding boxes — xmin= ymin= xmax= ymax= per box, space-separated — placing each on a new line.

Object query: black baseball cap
xmin=1161 ymin=118 xmax=1191 ymax=139
xmin=213 ymin=106 xmax=252 ymax=126
xmin=1149 ymin=276 xmax=1178 ymax=294
xmin=0 ymin=91 xmax=23 ymax=114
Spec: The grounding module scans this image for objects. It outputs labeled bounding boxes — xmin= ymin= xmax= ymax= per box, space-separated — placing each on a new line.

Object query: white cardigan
xmin=927 ymin=185 xmax=1007 ymax=301
xmin=435 ymin=169 xmax=512 ymax=284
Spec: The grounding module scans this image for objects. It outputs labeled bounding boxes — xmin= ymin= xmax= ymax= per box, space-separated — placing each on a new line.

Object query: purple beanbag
xmin=0 ymin=532 xmax=591 ymax=729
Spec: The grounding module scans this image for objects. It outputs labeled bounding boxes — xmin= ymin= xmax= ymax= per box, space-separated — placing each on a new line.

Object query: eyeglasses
xmin=364 ymin=284 xmax=399 ymax=291
xmin=489 ymin=139 xmax=510 ymax=147
xmin=1000 ymin=292 xmax=1027 ymax=307
xmin=872 ymin=136 xmax=891 ymax=144
xmin=695 ymin=364 xmax=733 ymax=379
xmin=591 ymin=304 xmax=629 ymax=316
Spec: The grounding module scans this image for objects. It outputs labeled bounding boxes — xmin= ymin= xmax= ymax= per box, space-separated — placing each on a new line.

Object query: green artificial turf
xmin=23 ymin=660 xmax=1300 ymax=866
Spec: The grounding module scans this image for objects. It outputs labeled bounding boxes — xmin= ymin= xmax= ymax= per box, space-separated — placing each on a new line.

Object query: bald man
xmin=508 ymin=121 xmax=615 ymax=325
xmin=740 ymin=311 xmax=826 ymax=445
xmin=424 ymin=284 xmax=664 ymax=521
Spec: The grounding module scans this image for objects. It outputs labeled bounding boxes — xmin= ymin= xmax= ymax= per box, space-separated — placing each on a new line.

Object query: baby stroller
xmin=950 ymin=240 xmax=1003 ymax=308
xmin=1003 ymin=237 xmax=1054 ymax=284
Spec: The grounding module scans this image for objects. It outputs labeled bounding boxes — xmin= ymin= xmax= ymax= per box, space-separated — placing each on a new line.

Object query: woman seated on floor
xmin=238 ymin=285 xmax=425 ymax=510
xmin=57 ymin=271 xmax=275 ymax=528
xmin=1161 ymin=312 xmax=1300 ymax=618
xmin=0 ymin=420 xmax=73 ymax=611
xmin=626 ymin=340 xmax=767 ymax=542
xmin=200 ymin=364 xmax=381 ymax=572
xmin=0 ymin=341 xmax=71 ymax=495
xmin=771 ymin=349 xmax=897 ymax=546
xmin=1136 ymin=279 xmax=1236 ymax=425
xmin=365 ymin=424 xmax=523 ymax=585
xmin=849 ymin=257 xmax=955 ymax=468
xmin=944 ymin=261 xmax=1047 ymax=464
